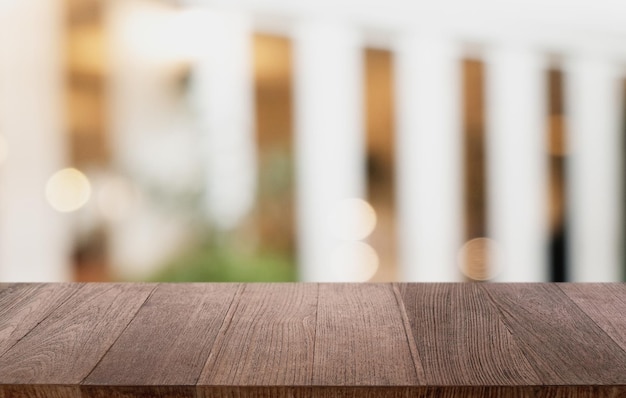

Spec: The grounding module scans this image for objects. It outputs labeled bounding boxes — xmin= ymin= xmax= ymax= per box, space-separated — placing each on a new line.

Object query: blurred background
xmin=0 ymin=0 xmax=625 ymax=283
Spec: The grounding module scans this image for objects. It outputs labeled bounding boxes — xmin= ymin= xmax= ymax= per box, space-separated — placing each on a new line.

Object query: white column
xmin=105 ymin=0 xmax=202 ymax=279
xmin=486 ymin=46 xmax=548 ymax=282
xmin=192 ymin=10 xmax=256 ymax=231
xmin=394 ymin=34 xmax=463 ymax=282
xmin=565 ymin=55 xmax=623 ymax=282
xmin=0 ymin=0 xmax=71 ymax=281
xmin=293 ymin=21 xmax=366 ymax=282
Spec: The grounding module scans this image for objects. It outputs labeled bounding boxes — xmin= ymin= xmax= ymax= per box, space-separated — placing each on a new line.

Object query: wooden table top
xmin=0 ymin=283 xmax=624 ymax=397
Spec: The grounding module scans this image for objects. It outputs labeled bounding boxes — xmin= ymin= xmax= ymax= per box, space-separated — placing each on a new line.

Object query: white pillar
xmin=394 ymin=35 xmax=463 ymax=282
xmin=485 ymin=46 xmax=548 ymax=282
xmin=565 ymin=55 xmax=623 ymax=282
xmin=293 ymin=21 xmax=366 ymax=282
xmin=0 ymin=0 xmax=71 ymax=281
xmin=105 ymin=0 xmax=202 ymax=279
xmin=192 ymin=10 xmax=256 ymax=230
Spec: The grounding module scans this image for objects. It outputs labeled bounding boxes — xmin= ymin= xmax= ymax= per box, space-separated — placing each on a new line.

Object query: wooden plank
xmin=80 ymin=385 xmax=191 ymax=398
xmin=0 ymin=283 xmax=155 ymax=392
xmin=480 ymin=283 xmax=626 ymax=385
xmin=396 ymin=283 xmax=541 ymax=386
xmin=7 ymin=385 xmax=623 ymax=398
xmin=312 ymin=283 xmax=421 ymax=386
xmin=0 ymin=283 xmax=82 ymax=358
xmin=196 ymin=386 xmax=626 ymax=397
xmin=83 ymin=283 xmax=240 ymax=397
xmin=1 ymin=282 xmax=626 ymax=397
xmin=197 ymin=283 xmax=317 ymax=393
xmin=559 ymin=283 xmax=626 ymax=353
xmin=0 ymin=385 xmax=79 ymax=398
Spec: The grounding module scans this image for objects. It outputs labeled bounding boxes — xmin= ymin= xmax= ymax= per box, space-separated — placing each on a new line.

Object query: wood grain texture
xmin=480 ymin=283 xmax=626 ymax=385
xmin=83 ymin=283 xmax=240 ymax=395
xmin=1 ymin=282 xmax=625 ymax=398
xmin=0 ymin=385 xmax=80 ymax=398
xmin=312 ymin=283 xmax=421 ymax=386
xmin=559 ymin=283 xmax=626 ymax=352
xmin=8 ymin=385 xmax=622 ymax=398
xmin=396 ymin=283 xmax=541 ymax=386
xmin=192 ymin=386 xmax=626 ymax=397
xmin=0 ymin=283 xmax=82 ymax=357
xmin=81 ymin=385 xmax=193 ymax=398
xmin=12 ymin=385 xmax=620 ymax=398
xmin=197 ymin=283 xmax=317 ymax=390
xmin=0 ymin=283 xmax=155 ymax=386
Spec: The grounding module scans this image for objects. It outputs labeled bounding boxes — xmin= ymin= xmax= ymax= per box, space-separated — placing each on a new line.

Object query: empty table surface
xmin=0 ymin=283 xmax=625 ymax=397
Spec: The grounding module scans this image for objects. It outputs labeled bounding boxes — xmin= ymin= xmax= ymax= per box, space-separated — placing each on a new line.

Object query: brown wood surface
xmin=0 ymin=283 xmax=155 ymax=398
xmin=83 ymin=283 xmax=239 ymax=398
xmin=559 ymin=283 xmax=626 ymax=353
xmin=480 ymin=283 xmax=626 ymax=385
xmin=0 ymin=283 xmax=624 ymax=398
xmin=396 ymin=283 xmax=540 ymax=386
xmin=197 ymin=283 xmax=317 ymax=389
xmin=313 ymin=283 xmax=422 ymax=386
xmin=0 ymin=284 xmax=82 ymax=358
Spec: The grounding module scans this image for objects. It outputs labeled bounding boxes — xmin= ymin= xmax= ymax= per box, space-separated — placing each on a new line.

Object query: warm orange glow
xmin=457 ymin=237 xmax=498 ymax=281
xmin=547 ymin=115 xmax=568 ymax=156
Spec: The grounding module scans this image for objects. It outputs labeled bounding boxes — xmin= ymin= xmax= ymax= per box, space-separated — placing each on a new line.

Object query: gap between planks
xmin=195 ymin=283 xmax=246 ymax=385
xmin=392 ymin=283 xmax=427 ymax=383
xmin=79 ymin=283 xmax=160 ymax=384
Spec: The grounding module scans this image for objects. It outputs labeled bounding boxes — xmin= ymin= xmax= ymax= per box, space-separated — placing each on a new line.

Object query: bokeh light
xmin=329 ymin=241 xmax=379 ymax=282
xmin=328 ymin=198 xmax=377 ymax=241
xmin=45 ymin=168 xmax=91 ymax=213
xmin=457 ymin=237 xmax=499 ymax=281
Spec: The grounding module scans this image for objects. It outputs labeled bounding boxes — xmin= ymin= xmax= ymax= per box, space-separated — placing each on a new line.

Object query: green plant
xmin=150 ymin=241 xmax=296 ymax=282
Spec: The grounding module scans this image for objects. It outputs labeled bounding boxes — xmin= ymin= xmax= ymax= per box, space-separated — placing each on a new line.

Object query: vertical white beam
xmin=565 ymin=55 xmax=623 ymax=282
xmin=394 ymin=35 xmax=463 ymax=282
xmin=105 ymin=0 xmax=202 ymax=279
xmin=486 ymin=46 xmax=548 ymax=282
xmin=193 ymin=10 xmax=256 ymax=230
xmin=0 ymin=0 xmax=71 ymax=281
xmin=293 ymin=21 xmax=366 ymax=282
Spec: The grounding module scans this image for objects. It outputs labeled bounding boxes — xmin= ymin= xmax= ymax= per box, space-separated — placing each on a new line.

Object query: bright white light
xmin=120 ymin=2 xmax=191 ymax=64
xmin=457 ymin=237 xmax=499 ymax=281
xmin=329 ymin=241 xmax=379 ymax=282
xmin=45 ymin=168 xmax=91 ymax=212
xmin=328 ymin=198 xmax=377 ymax=241
xmin=119 ymin=6 xmax=235 ymax=64
xmin=169 ymin=8 xmax=211 ymax=61
xmin=96 ymin=176 xmax=140 ymax=222
xmin=0 ymin=134 xmax=7 ymax=165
